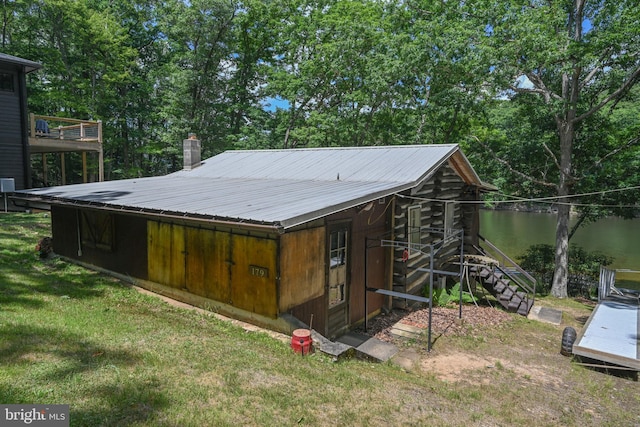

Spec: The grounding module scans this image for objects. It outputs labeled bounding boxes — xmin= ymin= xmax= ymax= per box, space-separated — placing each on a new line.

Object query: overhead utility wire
xmin=398 ymin=184 xmax=640 ymax=208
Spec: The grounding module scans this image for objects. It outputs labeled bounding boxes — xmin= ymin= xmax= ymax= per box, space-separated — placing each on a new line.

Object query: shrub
xmin=517 ymin=244 xmax=613 ymax=297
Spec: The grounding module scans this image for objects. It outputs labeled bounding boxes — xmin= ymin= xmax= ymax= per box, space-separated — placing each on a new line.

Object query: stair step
xmin=516 ymin=291 xmax=527 ymax=299
xmin=497 ymin=299 xmax=510 ymax=310
xmin=493 ymin=281 xmax=507 ymax=293
xmin=500 ymin=287 xmax=514 ymax=300
xmin=507 ymin=285 xmax=518 ymax=294
xmin=498 ymin=278 xmax=510 ymax=287
xmin=517 ymin=299 xmax=534 ymax=316
xmin=507 ymin=297 xmax=522 ymax=311
xmin=478 ymin=268 xmax=491 ymax=278
xmin=485 ymin=274 xmax=501 ymax=285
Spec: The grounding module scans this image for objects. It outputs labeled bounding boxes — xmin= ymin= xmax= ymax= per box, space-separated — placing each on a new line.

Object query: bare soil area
xmin=357 ymin=301 xmax=637 ymax=391
xmin=362 ymin=304 xmax=513 ymax=344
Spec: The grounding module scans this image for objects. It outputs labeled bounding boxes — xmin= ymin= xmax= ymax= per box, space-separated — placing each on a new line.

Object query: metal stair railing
xmin=476 ymin=235 xmax=537 ymax=303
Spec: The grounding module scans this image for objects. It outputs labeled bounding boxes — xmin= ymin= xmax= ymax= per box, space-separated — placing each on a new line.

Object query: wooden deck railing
xmin=29 ymin=113 xmax=102 ymax=143
xmin=28 ymin=113 xmax=104 ymax=185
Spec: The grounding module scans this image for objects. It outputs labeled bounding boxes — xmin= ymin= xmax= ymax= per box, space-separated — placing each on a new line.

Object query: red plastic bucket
xmin=291 ymin=329 xmax=313 ymax=355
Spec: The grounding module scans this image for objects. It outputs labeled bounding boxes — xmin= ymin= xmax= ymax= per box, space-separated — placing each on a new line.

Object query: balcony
xmin=28 ymin=114 xmax=104 ymax=186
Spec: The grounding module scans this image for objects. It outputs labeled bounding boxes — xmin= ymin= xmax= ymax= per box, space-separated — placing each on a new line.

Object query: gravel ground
xmin=358 ymin=303 xmax=513 ymax=343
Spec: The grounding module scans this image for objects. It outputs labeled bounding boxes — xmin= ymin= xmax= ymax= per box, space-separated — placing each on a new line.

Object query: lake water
xmin=480 ymin=209 xmax=640 ymax=285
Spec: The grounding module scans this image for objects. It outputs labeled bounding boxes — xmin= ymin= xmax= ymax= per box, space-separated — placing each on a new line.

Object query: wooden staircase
xmin=471 ymin=264 xmax=534 ymax=316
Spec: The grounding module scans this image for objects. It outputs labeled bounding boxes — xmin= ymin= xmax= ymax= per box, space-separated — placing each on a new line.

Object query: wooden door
xmin=327 ymin=224 xmax=350 ymax=338
xmin=148 ymin=221 xmax=186 ymax=289
xmin=185 ymin=227 xmax=231 ymax=303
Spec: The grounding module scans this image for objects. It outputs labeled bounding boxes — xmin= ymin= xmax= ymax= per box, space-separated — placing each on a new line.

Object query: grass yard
xmin=1 ymin=213 xmax=638 ymax=426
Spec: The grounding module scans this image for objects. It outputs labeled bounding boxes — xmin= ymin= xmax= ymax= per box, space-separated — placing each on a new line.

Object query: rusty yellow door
xmin=185 ymin=227 xmax=231 ymax=303
xmin=230 ymin=234 xmax=278 ymax=318
xmin=148 ymin=221 xmax=186 ymax=289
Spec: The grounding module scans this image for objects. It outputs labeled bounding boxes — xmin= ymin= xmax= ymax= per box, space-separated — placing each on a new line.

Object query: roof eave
xmin=11 ymin=193 xmax=285 ymax=233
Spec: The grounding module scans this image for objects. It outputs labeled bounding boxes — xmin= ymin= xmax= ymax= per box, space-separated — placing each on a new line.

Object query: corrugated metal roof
xmin=171 ymin=144 xmax=460 ymax=183
xmin=17 ymin=144 xmax=483 ymax=230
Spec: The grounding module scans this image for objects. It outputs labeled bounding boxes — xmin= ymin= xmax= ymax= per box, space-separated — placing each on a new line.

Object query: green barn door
xmin=327 ymin=224 xmax=349 ymax=339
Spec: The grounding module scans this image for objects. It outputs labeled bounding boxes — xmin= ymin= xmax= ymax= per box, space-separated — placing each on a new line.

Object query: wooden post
xmin=82 ymin=152 xmax=88 ymax=183
xmin=29 ymin=113 xmax=35 ymax=137
xmin=60 ymin=153 xmax=66 ymax=185
xmin=42 ymin=153 xmax=48 ymax=186
xmin=97 ymin=120 xmax=104 ymax=182
xmin=98 ymin=146 xmax=104 ymax=182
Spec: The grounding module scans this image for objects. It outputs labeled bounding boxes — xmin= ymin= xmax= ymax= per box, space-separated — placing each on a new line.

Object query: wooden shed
xmin=0 ymin=53 xmax=41 ymax=191
xmin=15 ymin=144 xmax=498 ymax=339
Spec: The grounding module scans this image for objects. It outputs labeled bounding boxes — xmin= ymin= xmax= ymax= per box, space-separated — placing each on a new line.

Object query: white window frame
xmin=408 ymin=205 xmax=422 ymax=254
xmin=444 ymin=202 xmax=455 ymax=238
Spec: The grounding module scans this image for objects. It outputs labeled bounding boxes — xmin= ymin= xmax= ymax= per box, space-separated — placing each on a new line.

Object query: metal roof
xmin=16 ymin=145 xmax=485 ymax=230
xmin=572 ymin=295 xmax=640 ymax=370
xmin=172 ymin=144 xmax=461 ymax=182
xmin=0 ymin=53 xmax=42 ymax=73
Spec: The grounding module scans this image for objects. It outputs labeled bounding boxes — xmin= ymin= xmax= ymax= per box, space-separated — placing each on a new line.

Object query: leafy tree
xmin=471 ymin=0 xmax=640 ymax=297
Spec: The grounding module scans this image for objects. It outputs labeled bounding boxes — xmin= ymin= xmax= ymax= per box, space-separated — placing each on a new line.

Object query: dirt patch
xmin=360 ymin=304 xmax=513 ymax=343
xmin=421 ymin=352 xmax=494 ymax=382
xmin=419 ymin=351 xmax=567 ymax=386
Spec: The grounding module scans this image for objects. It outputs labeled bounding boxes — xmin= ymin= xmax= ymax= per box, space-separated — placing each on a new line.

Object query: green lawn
xmin=1 ymin=213 xmax=638 ymax=426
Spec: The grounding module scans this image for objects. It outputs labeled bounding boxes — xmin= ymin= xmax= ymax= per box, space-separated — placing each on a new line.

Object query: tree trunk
xmin=551 ymin=202 xmax=570 ymax=298
xmin=550 ymin=121 xmax=573 ymax=298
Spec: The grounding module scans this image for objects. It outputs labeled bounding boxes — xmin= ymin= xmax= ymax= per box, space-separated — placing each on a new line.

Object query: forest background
xmin=2 ymin=0 xmax=640 ymax=297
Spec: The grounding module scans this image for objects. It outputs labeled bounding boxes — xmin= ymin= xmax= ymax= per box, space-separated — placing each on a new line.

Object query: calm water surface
xmin=480 ymin=210 xmax=640 ymax=271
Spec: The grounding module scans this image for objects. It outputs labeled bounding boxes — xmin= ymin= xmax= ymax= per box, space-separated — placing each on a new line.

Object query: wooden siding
xmin=185 ymin=227 xmax=231 ymax=303
xmin=279 ymin=227 xmax=325 ymax=312
xmin=230 ymin=233 xmax=277 ymax=317
xmin=0 ymin=68 xmax=27 ymax=190
xmin=393 ymin=162 xmax=473 ymax=299
xmin=290 ymin=294 xmax=326 ymax=335
xmin=148 ymin=221 xmax=186 ymax=288
xmin=347 ymin=202 xmax=388 ymax=327
xmin=147 ymin=221 xmax=278 ymax=318
xmin=50 ymin=206 xmax=148 ymax=279
xmin=286 ymin=201 xmax=389 ymax=336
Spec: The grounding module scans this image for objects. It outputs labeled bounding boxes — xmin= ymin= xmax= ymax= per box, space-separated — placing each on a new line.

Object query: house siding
xmin=287 ymin=202 xmax=390 ymax=337
xmin=392 ymin=162 xmax=472 ymax=299
xmin=51 ymin=206 xmax=148 ymax=278
xmin=145 ymin=220 xmax=279 ymax=318
xmin=0 ymin=68 xmax=28 ymax=190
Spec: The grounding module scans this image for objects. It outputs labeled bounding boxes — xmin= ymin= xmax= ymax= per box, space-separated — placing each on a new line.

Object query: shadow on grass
xmin=72 ymin=383 xmax=170 ymax=426
xmin=0 ymin=323 xmax=170 ymax=425
xmin=0 ymin=255 xmax=113 ymax=308
xmin=574 ymin=356 xmax=639 ymax=381
xmin=0 ymin=323 xmax=140 ymax=379
xmin=1 ymin=213 xmax=116 ymax=307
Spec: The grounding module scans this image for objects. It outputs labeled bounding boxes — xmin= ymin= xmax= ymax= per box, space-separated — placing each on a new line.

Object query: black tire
xmin=560 ymin=326 xmax=577 ymax=356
